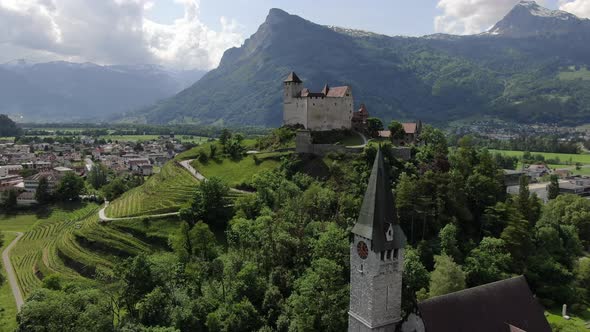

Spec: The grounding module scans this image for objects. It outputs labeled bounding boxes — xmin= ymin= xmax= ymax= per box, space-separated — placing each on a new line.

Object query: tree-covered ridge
xmin=12 ymin=127 xmax=590 ymax=331
xmin=128 ymin=7 xmax=590 ymax=127
xmin=0 ymin=114 xmax=22 ymax=137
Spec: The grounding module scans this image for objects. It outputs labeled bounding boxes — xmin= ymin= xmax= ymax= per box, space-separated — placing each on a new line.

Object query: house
xmin=0 ymin=175 xmax=23 ymax=188
xmin=0 ymin=165 xmax=23 ymax=177
xmin=378 ymin=121 xmax=423 ymax=146
xmin=283 ymin=72 xmax=354 ymax=131
xmin=352 ymin=104 xmax=370 ymax=129
xmin=135 ymin=164 xmax=153 ymax=176
xmin=525 ymin=164 xmax=550 ymax=180
xmin=24 ymin=172 xmax=59 ymax=193
xmin=17 ymin=191 xmax=37 ymax=206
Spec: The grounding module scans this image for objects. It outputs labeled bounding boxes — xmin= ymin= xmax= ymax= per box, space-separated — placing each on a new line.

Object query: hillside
xmin=0 ymin=61 xmax=206 ymax=123
xmin=129 ymin=1 xmax=590 ymax=126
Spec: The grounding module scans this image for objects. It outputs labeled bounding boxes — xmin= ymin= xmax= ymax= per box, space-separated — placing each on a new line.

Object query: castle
xmin=283 ymin=72 xmax=354 ymax=131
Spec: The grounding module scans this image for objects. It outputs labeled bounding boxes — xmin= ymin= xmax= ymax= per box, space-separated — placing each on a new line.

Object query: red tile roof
xmin=402 ymin=123 xmax=418 ymax=134
xmin=326 ymin=86 xmax=349 ymax=97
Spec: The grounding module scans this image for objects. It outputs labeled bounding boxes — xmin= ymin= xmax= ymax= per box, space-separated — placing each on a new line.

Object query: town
xmin=0 ymin=134 xmax=192 ymax=207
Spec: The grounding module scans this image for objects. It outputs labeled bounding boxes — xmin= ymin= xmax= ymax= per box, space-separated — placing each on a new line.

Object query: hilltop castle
xmin=283 ymin=72 xmax=354 ymax=131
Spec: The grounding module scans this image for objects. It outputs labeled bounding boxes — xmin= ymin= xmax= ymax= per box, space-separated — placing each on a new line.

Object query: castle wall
xmin=283 ymin=97 xmax=307 ymax=127
xmin=306 ymin=95 xmax=353 ymax=131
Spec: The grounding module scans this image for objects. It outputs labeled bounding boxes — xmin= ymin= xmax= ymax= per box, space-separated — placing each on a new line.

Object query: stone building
xmin=349 ymin=148 xmax=407 ymax=332
xmin=283 ymin=72 xmax=353 ymax=131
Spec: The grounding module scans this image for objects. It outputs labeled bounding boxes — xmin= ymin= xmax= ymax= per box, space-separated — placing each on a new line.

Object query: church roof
xmin=418 ymin=276 xmax=551 ymax=332
xmin=284 ymin=72 xmax=302 ymax=83
xmin=352 ymin=147 xmax=406 ymax=252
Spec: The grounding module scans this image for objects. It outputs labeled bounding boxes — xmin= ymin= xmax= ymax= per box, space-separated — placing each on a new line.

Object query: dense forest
xmin=7 ymin=126 xmax=590 ymax=331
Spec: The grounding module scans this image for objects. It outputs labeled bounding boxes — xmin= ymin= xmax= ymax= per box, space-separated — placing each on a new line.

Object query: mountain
xmin=0 ymin=61 xmax=206 ymax=122
xmin=487 ymin=0 xmax=590 ymax=37
xmin=122 ymin=2 xmax=590 ymax=126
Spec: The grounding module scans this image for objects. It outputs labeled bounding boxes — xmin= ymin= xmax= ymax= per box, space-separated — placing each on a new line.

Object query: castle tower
xmin=349 ymin=148 xmax=407 ymax=332
xmin=284 ymin=71 xmax=303 ymax=99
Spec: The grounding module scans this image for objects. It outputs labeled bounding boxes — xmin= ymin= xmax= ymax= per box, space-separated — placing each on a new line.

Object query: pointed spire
xmin=284 ymin=71 xmax=302 ymax=83
xmin=321 ymin=84 xmax=329 ymax=95
xmin=352 ymin=147 xmax=406 ymax=252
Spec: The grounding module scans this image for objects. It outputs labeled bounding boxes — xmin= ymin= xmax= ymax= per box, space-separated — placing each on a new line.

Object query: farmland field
xmin=105 ymin=161 xmax=199 ymax=218
xmin=490 ymin=149 xmax=590 ymax=165
xmin=191 ymin=152 xmax=286 ymax=187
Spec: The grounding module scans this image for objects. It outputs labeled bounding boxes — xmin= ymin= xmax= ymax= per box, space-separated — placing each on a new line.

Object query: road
xmin=98 ymin=201 xmax=179 ymax=222
xmin=2 ymin=232 xmax=24 ymax=311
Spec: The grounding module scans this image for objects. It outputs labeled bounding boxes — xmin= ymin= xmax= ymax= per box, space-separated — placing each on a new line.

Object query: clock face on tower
xmin=357 ymin=241 xmax=369 ymax=260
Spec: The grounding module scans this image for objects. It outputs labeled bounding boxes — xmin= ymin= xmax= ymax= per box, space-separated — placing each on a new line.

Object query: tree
xmin=284 ymin=258 xmax=348 ymax=332
xmin=219 ymin=129 xmax=232 ymax=147
xmin=35 ymin=176 xmax=52 ymax=204
xmin=439 ymin=223 xmax=462 ymax=263
xmin=500 ymin=214 xmax=531 ymax=272
xmin=547 ymin=175 xmax=560 ymax=200
xmin=87 ymin=163 xmax=109 ymax=190
xmin=366 ymin=117 xmax=384 ymax=138
xmin=56 ymin=172 xmax=85 ymax=201
xmin=16 ymin=288 xmax=113 ymax=332
xmin=428 ymin=255 xmax=466 ymax=298
xmin=1 ymin=189 xmax=18 ymax=211
xmin=181 ymin=177 xmax=229 ymax=226
xmin=464 ymin=237 xmax=512 ymax=286
xmin=539 ymin=194 xmax=590 ymax=246
xmin=402 ymin=248 xmax=429 ymax=314
xmin=388 ymin=121 xmax=405 ymax=141
xmin=576 ymin=257 xmax=590 ymax=302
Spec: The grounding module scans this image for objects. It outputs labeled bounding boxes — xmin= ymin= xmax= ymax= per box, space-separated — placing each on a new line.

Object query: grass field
xmin=105 ymin=161 xmax=199 ymax=218
xmin=559 ymin=67 xmax=590 ymax=81
xmin=546 ymin=307 xmax=590 ymax=331
xmin=490 ymin=149 xmax=590 ymax=165
xmin=191 ymin=153 xmax=285 ymax=187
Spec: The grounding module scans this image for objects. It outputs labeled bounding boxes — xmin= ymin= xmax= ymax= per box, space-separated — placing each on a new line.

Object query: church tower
xmin=349 ymin=148 xmax=407 ymax=332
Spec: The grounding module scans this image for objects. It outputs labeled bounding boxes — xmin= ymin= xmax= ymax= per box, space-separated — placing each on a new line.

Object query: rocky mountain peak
xmin=487 ymin=0 xmax=586 ymax=37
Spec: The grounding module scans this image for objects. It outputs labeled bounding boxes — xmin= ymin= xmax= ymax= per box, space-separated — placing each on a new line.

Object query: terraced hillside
xmin=2 ymin=204 xmax=99 ymax=297
xmin=105 ymin=161 xmax=199 ymax=218
xmin=1 ymin=203 xmax=183 ymax=330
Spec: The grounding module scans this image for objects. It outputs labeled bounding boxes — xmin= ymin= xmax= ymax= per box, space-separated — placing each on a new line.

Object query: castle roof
xmin=284 ymin=72 xmax=302 ymax=83
xmin=402 ymin=123 xmax=418 ymax=134
xmin=352 ymin=147 xmax=406 ymax=252
xmin=418 ymin=276 xmax=551 ymax=332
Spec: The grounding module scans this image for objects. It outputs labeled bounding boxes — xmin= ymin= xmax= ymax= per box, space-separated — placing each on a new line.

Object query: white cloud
xmin=0 ymin=0 xmax=244 ymax=69
xmin=559 ymin=0 xmax=590 ymax=18
xmin=435 ymin=0 xmax=549 ymax=35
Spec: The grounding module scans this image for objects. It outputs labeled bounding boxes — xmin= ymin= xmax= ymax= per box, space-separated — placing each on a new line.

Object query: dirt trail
xmin=2 ymin=232 xmax=25 ymax=311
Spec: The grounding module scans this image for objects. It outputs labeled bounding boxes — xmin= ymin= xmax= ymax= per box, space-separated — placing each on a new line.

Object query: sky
xmin=0 ymin=0 xmax=589 ymax=70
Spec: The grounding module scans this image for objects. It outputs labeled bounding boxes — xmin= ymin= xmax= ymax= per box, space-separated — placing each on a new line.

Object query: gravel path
xmin=2 ymin=232 xmax=24 ymax=311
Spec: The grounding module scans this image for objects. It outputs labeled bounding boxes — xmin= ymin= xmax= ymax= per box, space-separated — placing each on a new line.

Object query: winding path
xmin=98 ymin=201 xmax=179 ymax=222
xmin=2 ymin=232 xmax=24 ymax=311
